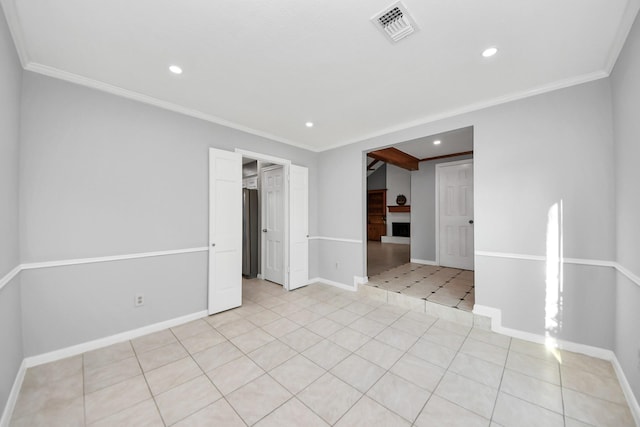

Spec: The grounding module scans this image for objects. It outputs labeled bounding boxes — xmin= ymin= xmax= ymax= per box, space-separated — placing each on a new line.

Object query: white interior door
xmin=289 ymin=165 xmax=309 ymax=290
xmin=438 ymin=160 xmax=474 ymax=270
xmin=262 ymin=166 xmax=285 ymax=285
xmin=208 ymin=148 xmax=242 ymax=315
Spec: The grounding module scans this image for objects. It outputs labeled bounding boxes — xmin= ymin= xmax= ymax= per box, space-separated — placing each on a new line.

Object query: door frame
xmin=435 ymin=158 xmax=474 ymax=268
xmin=235 ymin=149 xmax=293 ymax=290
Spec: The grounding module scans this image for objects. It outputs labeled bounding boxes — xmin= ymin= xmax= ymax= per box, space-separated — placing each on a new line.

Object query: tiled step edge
xmin=357 ymin=284 xmax=490 ymax=329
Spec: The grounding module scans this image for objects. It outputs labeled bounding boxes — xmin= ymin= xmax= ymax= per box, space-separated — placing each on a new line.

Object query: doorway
xmin=261 ymin=165 xmax=285 ymax=285
xmin=208 ymin=148 xmax=309 ymax=315
xmin=363 ymin=126 xmax=475 ymax=312
xmin=436 ymin=159 xmax=474 ymax=270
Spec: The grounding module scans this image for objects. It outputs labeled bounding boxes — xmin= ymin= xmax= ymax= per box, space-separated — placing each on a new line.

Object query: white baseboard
xmin=474 ymin=304 xmax=639 ymax=422
xmin=24 ymin=310 xmax=208 ymax=368
xmin=474 ymin=304 xmax=613 ymax=360
xmin=308 ymin=277 xmax=356 ymax=292
xmin=411 ymin=258 xmax=437 ymax=266
xmin=612 ymin=355 xmax=640 ymax=426
xmin=473 ymin=305 xmax=503 ymax=331
xmin=0 ymin=359 xmax=26 ymax=427
xmin=353 ymin=276 xmax=368 ymax=289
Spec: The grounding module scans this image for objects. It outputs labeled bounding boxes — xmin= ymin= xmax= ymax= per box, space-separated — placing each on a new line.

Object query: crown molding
xmin=320 ymin=70 xmax=610 ymax=153
xmin=0 ymin=265 xmax=20 ymax=292
xmin=605 ymin=0 xmax=640 ymax=73
xmin=3 ymin=0 xmax=637 ymax=154
xmin=24 ymin=62 xmax=320 ymax=152
xmin=0 ymin=0 xmax=30 ymax=66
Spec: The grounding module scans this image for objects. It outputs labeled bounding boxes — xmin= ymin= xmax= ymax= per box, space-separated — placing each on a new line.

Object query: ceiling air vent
xmin=372 ymin=2 xmax=417 ymax=43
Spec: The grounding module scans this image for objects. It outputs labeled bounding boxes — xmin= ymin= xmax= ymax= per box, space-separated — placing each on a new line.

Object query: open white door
xmin=289 ymin=165 xmax=309 ymax=290
xmin=437 ymin=159 xmax=474 ymax=270
xmin=261 ymin=166 xmax=285 ymax=285
xmin=208 ymin=148 xmax=242 ymax=315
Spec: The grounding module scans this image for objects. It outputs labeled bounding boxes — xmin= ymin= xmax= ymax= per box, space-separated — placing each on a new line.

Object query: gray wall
xmin=611 ymin=11 xmax=640 ymax=402
xmin=18 ymin=72 xmax=318 ymax=355
xmin=410 ymin=154 xmax=473 ymax=262
xmin=317 ymin=78 xmax=617 ymax=350
xmin=21 ymin=253 xmax=206 ymax=356
xmin=315 ymin=144 xmax=366 ymax=285
xmin=0 ymin=4 xmax=24 ymax=416
xmin=367 ymin=164 xmax=386 ymax=190
xmin=0 ymin=7 xmax=20 ymax=274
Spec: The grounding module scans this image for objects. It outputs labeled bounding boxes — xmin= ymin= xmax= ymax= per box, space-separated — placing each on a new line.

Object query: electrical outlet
xmin=135 ymin=293 xmax=144 ymax=307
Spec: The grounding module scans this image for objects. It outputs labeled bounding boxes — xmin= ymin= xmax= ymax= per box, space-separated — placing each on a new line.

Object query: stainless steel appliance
xmin=242 ymin=188 xmax=259 ymax=278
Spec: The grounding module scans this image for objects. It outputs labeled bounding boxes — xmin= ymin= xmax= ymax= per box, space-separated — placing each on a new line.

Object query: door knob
xmin=262 ymin=229 xmax=267 ymax=232
xmin=211 ymin=243 xmax=216 ymax=247
xmin=468 ymin=220 xmax=474 ymax=224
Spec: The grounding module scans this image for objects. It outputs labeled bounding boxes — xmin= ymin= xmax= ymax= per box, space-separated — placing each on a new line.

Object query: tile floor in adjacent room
xmin=10 ymin=279 xmax=635 ymax=426
xmin=367 ymin=263 xmax=475 ymax=312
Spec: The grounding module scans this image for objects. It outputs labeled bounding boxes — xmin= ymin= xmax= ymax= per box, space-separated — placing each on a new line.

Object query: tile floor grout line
xmin=487 ymin=335 xmax=511 ymax=425
xmin=199 ymin=295 xmax=327 ymax=425
xmin=131 ymin=336 xmax=169 ymax=427
xmin=13 ymin=280 xmax=633 ymax=426
xmin=559 ymin=357 xmax=567 ymax=427
xmin=168 ymin=325 xmax=230 ymax=426
xmin=182 ymin=315 xmax=267 ymax=426
xmin=83 ymin=344 xmax=161 ymax=425
xmin=364 ymin=312 xmax=440 ymax=425
xmin=254 ymin=286 xmax=365 ymax=425
xmin=299 ymin=372 xmax=359 ymax=426
xmin=409 ymin=314 xmax=472 ymax=426
xmin=256 ymin=292 xmax=407 ymax=425
xmin=81 ymin=353 xmax=87 ymax=427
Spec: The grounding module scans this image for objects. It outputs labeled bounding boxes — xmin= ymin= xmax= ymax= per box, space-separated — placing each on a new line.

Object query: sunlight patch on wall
xmin=545 ymin=201 xmax=564 ymax=362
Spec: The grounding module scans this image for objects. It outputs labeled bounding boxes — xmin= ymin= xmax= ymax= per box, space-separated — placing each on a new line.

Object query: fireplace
xmin=392 ymin=222 xmax=410 ymax=237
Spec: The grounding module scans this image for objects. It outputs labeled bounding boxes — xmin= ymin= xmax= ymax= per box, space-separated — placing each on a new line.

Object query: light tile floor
xmin=10 ymin=279 xmax=634 ymax=426
xmin=368 ymin=262 xmax=475 ymax=312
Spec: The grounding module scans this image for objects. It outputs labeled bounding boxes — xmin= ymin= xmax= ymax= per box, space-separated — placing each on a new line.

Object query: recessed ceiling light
xmin=482 ymin=47 xmax=498 ymax=58
xmin=169 ymin=65 xmax=183 ymax=74
xmin=433 ymin=140 xmax=441 ymax=145
xmin=305 ymin=122 xmax=314 ymax=128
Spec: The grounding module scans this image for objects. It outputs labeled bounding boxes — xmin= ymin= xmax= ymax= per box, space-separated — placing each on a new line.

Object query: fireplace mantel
xmin=388 ymin=205 xmax=410 ymax=213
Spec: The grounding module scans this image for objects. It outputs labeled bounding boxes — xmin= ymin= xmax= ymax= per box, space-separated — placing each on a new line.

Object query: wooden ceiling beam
xmin=368 ymin=147 xmax=419 ymax=171
xmin=367 ymin=158 xmax=381 ymax=170
xmin=419 ymin=150 xmax=473 ymax=162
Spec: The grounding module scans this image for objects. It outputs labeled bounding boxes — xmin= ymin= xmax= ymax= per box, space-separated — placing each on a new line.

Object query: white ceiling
xmin=2 ymin=0 xmax=638 ymax=152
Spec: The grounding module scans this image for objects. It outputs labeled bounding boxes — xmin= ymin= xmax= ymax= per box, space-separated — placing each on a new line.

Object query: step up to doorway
xmin=358 ymin=284 xmax=491 ymax=330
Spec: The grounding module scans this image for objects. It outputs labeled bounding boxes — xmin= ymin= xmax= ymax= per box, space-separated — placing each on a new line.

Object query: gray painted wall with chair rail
xmin=0 ymin=4 xmax=24 ymax=417
xmin=611 ymin=11 xmax=640 ymax=402
xmin=318 ymin=78 xmax=617 ymax=351
xmin=18 ymin=71 xmax=319 ymax=357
